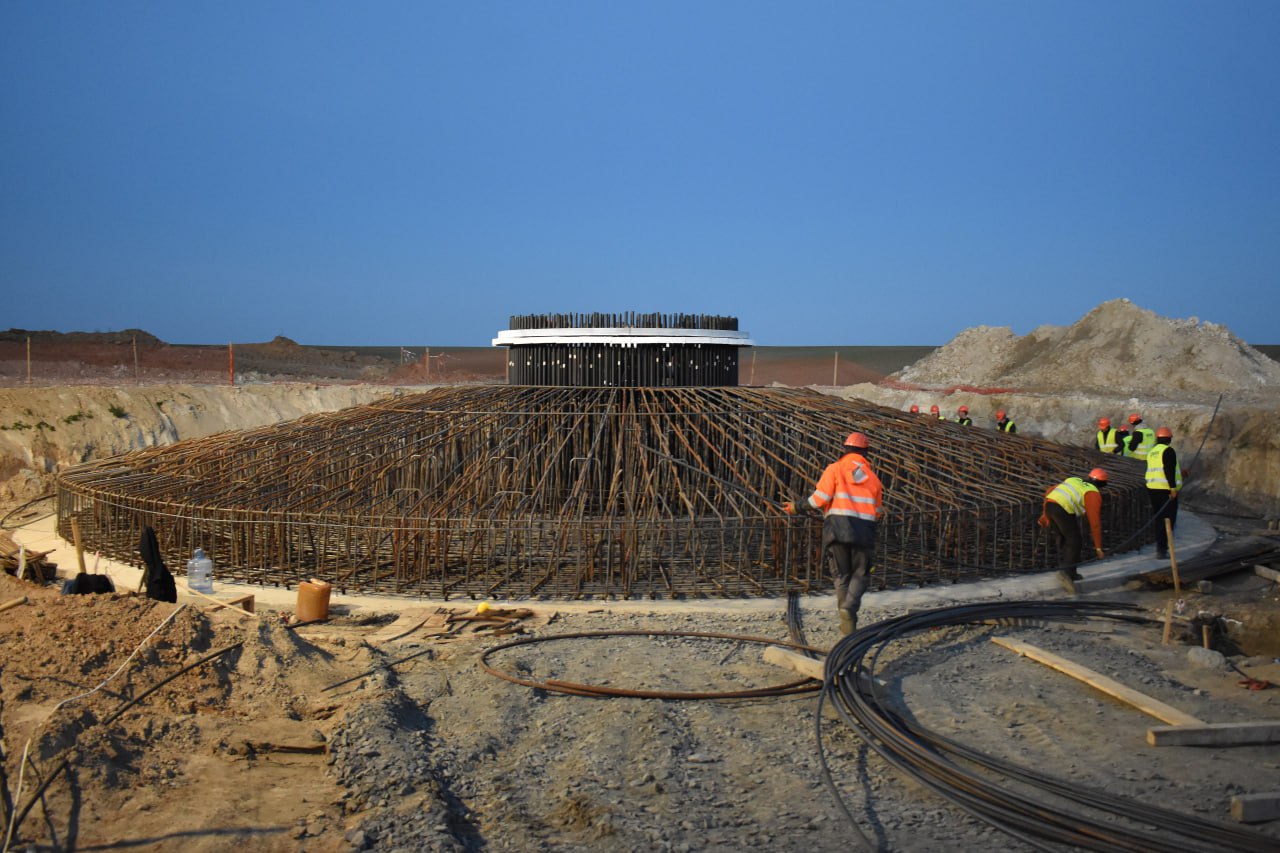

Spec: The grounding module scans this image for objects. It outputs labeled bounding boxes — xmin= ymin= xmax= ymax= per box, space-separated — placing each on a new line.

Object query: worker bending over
xmin=1146 ymin=427 xmax=1182 ymax=560
xmin=1039 ymin=468 xmax=1109 ymax=594
xmin=784 ymin=431 xmax=883 ymax=635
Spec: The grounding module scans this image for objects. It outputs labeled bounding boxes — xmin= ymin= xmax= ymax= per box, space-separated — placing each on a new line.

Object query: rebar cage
xmin=55 ymin=385 xmax=1150 ymax=599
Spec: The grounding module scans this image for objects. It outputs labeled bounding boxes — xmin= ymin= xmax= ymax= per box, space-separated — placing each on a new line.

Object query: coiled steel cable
xmin=817 ymin=600 xmax=1274 ymax=852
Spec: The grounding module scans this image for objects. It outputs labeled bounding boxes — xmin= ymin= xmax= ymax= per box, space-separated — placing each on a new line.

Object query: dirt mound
xmin=892 ymin=299 xmax=1280 ymax=394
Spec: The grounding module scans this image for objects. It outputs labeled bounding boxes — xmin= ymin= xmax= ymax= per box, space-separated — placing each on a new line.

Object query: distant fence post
xmin=833 ymin=351 xmax=839 ymax=385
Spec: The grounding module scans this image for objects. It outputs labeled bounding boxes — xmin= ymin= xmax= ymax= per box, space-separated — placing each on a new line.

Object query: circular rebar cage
xmin=55 ymin=386 xmax=1150 ymax=599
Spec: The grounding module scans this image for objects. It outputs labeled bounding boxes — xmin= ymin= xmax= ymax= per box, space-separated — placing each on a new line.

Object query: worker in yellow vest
xmin=930 ymin=404 xmax=944 ymax=420
xmin=1038 ymin=468 xmax=1109 ymax=594
xmin=995 ymin=409 xmax=1017 ymax=434
xmin=1124 ymin=413 xmax=1156 ymax=460
xmin=1095 ymin=417 xmax=1121 ymax=454
xmin=784 ymin=431 xmax=884 ymax=635
xmin=1146 ymin=427 xmax=1183 ymax=560
xmin=955 ymin=405 xmax=972 ymax=426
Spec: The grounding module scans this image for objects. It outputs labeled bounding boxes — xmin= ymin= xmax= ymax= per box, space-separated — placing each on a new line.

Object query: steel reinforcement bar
xmin=54 ymin=386 xmax=1151 ymax=599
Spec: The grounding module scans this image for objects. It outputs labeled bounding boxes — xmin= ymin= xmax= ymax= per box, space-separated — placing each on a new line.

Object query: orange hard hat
xmin=1098 ymin=417 xmax=1110 ymax=429
xmin=1156 ymin=426 xmax=1172 ymax=439
xmin=930 ymin=405 xmax=939 ymax=414
xmin=1088 ymin=467 xmax=1109 ymax=483
xmin=996 ymin=409 xmax=1006 ymax=419
xmin=844 ymin=431 xmax=869 ymax=449
xmin=1128 ymin=413 xmax=1141 ymax=424
xmin=909 ymin=404 xmax=919 ymax=413
xmin=958 ymin=405 xmax=969 ymax=414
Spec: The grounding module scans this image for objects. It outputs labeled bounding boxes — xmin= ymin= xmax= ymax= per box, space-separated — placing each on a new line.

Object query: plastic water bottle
xmin=187 ymin=548 xmax=214 ymax=593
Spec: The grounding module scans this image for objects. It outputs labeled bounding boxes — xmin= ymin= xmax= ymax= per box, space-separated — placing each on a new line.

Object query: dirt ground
xmin=3 ymin=310 xmax=1280 ymax=851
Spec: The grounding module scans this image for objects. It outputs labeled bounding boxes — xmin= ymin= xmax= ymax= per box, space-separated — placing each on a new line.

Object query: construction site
xmin=3 ymin=299 xmax=1280 ymax=852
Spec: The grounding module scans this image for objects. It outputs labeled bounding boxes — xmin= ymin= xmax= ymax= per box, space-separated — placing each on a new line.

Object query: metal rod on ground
xmin=1166 ymin=518 xmax=1180 ymax=593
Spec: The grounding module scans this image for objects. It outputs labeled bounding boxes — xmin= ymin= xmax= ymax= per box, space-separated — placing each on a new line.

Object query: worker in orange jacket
xmin=1039 ymin=468 xmax=1108 ymax=594
xmin=784 ymin=431 xmax=884 ymax=635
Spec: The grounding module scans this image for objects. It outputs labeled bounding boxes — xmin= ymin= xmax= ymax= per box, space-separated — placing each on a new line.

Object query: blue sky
xmin=3 ymin=3 xmax=1278 ymax=346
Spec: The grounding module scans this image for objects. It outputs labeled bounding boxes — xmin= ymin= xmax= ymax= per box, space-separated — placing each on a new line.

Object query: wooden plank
xmin=1232 ymin=792 xmax=1280 ymax=824
xmin=763 ymin=646 xmax=825 ymax=681
xmin=1256 ymin=565 xmax=1280 ymax=583
xmin=991 ymin=636 xmax=1205 ymax=727
xmin=1147 ymin=721 xmax=1280 ymax=747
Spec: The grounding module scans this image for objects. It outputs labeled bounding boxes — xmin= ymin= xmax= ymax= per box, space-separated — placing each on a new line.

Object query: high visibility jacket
xmin=808 ymin=452 xmax=883 ymax=522
xmin=1044 ymin=477 xmax=1104 ymax=549
xmin=998 ymin=419 xmax=1016 ymax=434
xmin=1125 ymin=427 xmax=1156 ymax=460
xmin=1145 ymin=444 xmax=1183 ymax=491
xmin=1096 ymin=427 xmax=1119 ymax=454
xmin=956 ymin=417 xmax=972 ymax=426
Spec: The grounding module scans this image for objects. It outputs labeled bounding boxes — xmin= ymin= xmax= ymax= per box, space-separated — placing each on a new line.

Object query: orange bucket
xmin=296 ymin=578 xmax=332 ymax=622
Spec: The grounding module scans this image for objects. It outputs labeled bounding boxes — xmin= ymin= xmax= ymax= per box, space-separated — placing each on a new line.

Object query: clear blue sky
xmin=4 ymin=3 xmax=1278 ymax=346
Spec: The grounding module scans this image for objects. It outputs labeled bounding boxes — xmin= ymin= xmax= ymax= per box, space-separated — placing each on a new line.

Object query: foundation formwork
xmin=55 ymin=385 xmax=1151 ymax=599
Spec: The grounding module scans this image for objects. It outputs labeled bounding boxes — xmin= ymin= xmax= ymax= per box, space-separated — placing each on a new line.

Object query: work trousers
xmin=1045 ymin=501 xmax=1083 ymax=573
xmin=1148 ymin=489 xmax=1178 ymax=555
xmin=822 ymin=528 xmax=873 ymax=621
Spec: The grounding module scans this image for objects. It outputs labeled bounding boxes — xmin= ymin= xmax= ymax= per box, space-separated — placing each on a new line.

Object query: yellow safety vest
xmin=1145 ymin=444 xmax=1183 ymax=491
xmin=1047 ymin=477 xmax=1098 ymax=516
xmin=1125 ymin=427 xmax=1156 ymax=460
xmin=1096 ymin=428 xmax=1118 ymax=453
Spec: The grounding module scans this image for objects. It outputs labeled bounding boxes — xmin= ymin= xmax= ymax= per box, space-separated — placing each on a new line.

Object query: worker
xmin=1146 ymin=427 xmax=1182 ymax=560
xmin=995 ymin=409 xmax=1017 ymax=434
xmin=909 ymin=404 xmax=920 ymax=414
xmin=955 ymin=405 xmax=972 ymax=426
xmin=783 ymin=431 xmax=883 ymax=635
xmin=1039 ymin=468 xmax=1109 ymax=594
xmin=1095 ymin=417 xmax=1121 ymax=454
xmin=930 ymin=404 xmax=943 ymax=419
xmin=1115 ymin=419 xmax=1131 ymax=456
xmin=1124 ymin=413 xmax=1156 ymax=460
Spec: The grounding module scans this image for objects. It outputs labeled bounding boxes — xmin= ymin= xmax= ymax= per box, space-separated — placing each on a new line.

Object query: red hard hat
xmin=958 ymin=405 xmax=969 ymax=414
xmin=909 ymin=405 xmax=919 ymax=413
xmin=996 ymin=409 xmax=1006 ymax=419
xmin=844 ymin=431 xmax=869 ymax=449
xmin=930 ymin=405 xmax=940 ymax=414
xmin=1088 ymin=467 xmax=1109 ymax=483
xmin=1098 ymin=417 xmax=1110 ymax=429
xmin=1156 ymin=426 xmax=1172 ymax=439
xmin=1128 ymin=413 xmax=1141 ymax=424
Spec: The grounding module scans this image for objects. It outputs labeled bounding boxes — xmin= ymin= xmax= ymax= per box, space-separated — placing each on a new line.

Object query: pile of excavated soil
xmin=892 ymin=299 xmax=1280 ymax=395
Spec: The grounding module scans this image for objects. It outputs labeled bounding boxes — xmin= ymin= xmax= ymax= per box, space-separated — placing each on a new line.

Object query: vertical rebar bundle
xmin=55 ymin=386 xmax=1150 ymax=599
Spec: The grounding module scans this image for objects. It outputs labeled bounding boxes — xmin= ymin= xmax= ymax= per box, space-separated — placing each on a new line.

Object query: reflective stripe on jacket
xmin=1096 ymin=428 xmax=1119 ymax=453
xmin=808 ymin=452 xmax=883 ymax=522
xmin=1145 ymin=444 xmax=1183 ymax=490
xmin=1125 ymin=427 xmax=1156 ymax=460
xmin=1046 ymin=477 xmax=1097 ymax=516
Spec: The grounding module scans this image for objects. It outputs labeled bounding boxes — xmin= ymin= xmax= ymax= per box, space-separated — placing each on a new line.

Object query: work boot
xmin=1056 ymin=570 xmax=1078 ymax=595
xmin=838 ymin=611 xmax=856 ymax=636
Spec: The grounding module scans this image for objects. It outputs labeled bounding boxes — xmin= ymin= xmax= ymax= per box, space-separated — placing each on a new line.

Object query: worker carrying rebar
xmin=1095 ymin=417 xmax=1122 ymax=454
xmin=995 ymin=409 xmax=1017 ymax=434
xmin=1039 ymin=467 xmax=1109 ymax=594
xmin=1123 ymin=413 xmax=1156 ymax=460
xmin=783 ymin=431 xmax=883 ymax=635
xmin=955 ymin=405 xmax=972 ymax=426
xmin=1146 ymin=427 xmax=1182 ymax=560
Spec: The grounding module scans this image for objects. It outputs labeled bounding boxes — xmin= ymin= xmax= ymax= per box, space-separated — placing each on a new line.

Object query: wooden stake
xmin=1162 ymin=598 xmax=1175 ymax=646
xmin=750 ymin=349 xmax=757 ymax=386
xmin=832 ymin=351 xmax=839 ymax=385
xmin=70 ymin=517 xmax=87 ymax=574
xmin=1166 ymin=518 xmax=1180 ymax=593
xmin=1202 ymin=624 xmax=1212 ymax=649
